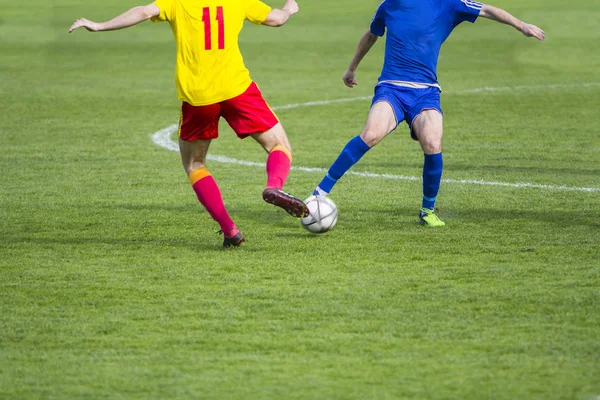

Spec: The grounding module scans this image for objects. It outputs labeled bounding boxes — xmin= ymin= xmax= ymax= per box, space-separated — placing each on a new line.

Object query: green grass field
xmin=1 ymin=0 xmax=599 ymax=398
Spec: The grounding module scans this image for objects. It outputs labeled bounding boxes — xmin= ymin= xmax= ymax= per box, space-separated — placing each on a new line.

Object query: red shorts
xmin=178 ymin=82 xmax=279 ymax=141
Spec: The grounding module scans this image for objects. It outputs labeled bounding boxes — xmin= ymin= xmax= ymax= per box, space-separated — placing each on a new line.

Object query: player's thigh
xmin=250 ymin=123 xmax=292 ymax=154
xmin=178 ymin=102 xmax=221 ymax=173
xmin=360 ymin=101 xmax=398 ymax=147
xmin=179 ymin=138 xmax=212 ymax=174
xmin=412 ymin=109 xmax=444 ymax=154
xmin=222 ymin=82 xmax=280 ymax=144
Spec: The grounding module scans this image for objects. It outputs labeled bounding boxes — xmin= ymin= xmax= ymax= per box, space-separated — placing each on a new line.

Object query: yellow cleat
xmin=419 ymin=208 xmax=446 ymax=227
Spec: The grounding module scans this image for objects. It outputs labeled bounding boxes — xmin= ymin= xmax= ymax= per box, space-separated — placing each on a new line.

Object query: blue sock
xmin=422 ymin=152 xmax=443 ymax=210
xmin=317 ymin=136 xmax=370 ymax=194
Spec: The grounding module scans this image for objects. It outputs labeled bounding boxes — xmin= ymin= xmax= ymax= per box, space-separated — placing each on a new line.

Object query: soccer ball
xmin=300 ymin=195 xmax=338 ymax=234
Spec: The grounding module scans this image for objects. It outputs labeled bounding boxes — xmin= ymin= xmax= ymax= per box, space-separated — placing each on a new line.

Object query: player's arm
xmin=262 ymin=0 xmax=299 ymax=27
xmin=342 ymin=30 xmax=379 ymax=88
xmin=479 ymin=4 xmax=545 ymax=40
xmin=68 ymin=4 xmax=160 ymax=33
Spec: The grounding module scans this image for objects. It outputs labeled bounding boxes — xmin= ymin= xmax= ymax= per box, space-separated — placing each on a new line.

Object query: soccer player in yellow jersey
xmin=69 ymin=0 xmax=307 ymax=247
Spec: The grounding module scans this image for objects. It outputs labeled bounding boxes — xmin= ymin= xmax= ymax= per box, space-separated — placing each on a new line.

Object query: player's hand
xmin=520 ymin=23 xmax=545 ymax=41
xmin=342 ymin=69 xmax=357 ymax=88
xmin=69 ymin=18 xmax=101 ymax=33
xmin=283 ymin=0 xmax=299 ymax=16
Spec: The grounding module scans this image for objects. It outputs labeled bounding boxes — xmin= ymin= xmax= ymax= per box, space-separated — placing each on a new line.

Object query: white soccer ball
xmin=300 ymin=195 xmax=338 ymax=234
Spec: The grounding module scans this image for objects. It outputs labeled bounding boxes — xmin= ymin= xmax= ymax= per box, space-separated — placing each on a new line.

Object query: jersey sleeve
xmin=151 ymin=0 xmax=174 ymax=22
xmin=244 ymin=0 xmax=272 ymax=25
xmin=452 ymin=0 xmax=483 ymax=24
xmin=369 ymin=2 xmax=386 ymax=37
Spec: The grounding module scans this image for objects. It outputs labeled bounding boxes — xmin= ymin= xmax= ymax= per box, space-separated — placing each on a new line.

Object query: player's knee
xmin=271 ymin=143 xmax=292 ymax=156
xmin=183 ymin=161 xmax=206 ymax=176
xmin=421 ymin=139 xmax=442 ymax=154
xmin=360 ymin=128 xmax=385 ymax=147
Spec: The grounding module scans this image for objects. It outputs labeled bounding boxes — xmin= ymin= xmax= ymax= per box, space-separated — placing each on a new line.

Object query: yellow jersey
xmin=152 ymin=0 xmax=272 ymax=106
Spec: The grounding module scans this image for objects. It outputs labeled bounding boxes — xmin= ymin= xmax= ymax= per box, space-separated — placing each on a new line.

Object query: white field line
xmin=150 ymin=83 xmax=600 ymax=193
xmin=272 ymin=82 xmax=600 ymax=111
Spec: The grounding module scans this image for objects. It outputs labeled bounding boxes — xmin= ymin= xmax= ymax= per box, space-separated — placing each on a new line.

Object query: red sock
xmin=266 ymin=145 xmax=292 ymax=190
xmin=189 ymin=167 xmax=237 ymax=237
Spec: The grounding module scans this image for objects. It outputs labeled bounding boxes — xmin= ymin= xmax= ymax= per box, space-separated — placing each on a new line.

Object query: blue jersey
xmin=370 ymin=0 xmax=482 ymax=87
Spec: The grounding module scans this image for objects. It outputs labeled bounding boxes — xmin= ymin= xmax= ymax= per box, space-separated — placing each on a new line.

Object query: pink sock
xmin=266 ymin=145 xmax=292 ymax=190
xmin=189 ymin=168 xmax=237 ymax=237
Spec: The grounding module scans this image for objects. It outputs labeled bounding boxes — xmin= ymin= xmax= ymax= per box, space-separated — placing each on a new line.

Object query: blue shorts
xmin=371 ymin=84 xmax=443 ymax=140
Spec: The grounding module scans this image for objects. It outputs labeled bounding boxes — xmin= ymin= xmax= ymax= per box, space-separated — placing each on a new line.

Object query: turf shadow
xmin=0 ymin=235 xmax=269 ymax=253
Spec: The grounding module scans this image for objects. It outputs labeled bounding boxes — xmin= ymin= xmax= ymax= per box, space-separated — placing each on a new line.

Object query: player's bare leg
xmin=313 ymin=101 xmax=396 ymax=197
xmin=412 ymin=109 xmax=446 ymax=227
xmin=412 ymin=109 xmax=443 ymax=154
xmin=359 ymin=101 xmax=398 ymax=147
xmin=251 ymin=123 xmax=309 ymax=218
xmin=179 ymin=138 xmax=245 ymax=247
xmin=251 ymin=122 xmax=292 ymax=153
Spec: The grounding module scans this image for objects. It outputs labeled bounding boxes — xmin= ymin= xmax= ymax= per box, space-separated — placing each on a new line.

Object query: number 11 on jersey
xmin=202 ymin=6 xmax=225 ymax=50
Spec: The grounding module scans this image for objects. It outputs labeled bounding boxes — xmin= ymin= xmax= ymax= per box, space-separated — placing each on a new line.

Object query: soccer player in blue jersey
xmin=312 ymin=0 xmax=545 ymax=227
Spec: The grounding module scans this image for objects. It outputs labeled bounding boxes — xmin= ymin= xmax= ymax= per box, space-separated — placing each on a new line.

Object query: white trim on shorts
xmin=376 ymin=80 xmax=442 ymax=92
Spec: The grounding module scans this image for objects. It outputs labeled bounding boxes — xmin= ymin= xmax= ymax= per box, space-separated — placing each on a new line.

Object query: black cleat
xmin=220 ymin=230 xmax=245 ymax=248
xmin=262 ymin=188 xmax=309 ymax=218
